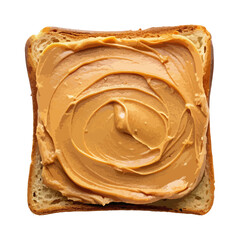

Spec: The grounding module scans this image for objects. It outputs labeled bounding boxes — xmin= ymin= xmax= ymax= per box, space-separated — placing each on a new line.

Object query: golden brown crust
xmin=25 ymin=36 xmax=38 ymax=212
xmin=26 ymin=25 xmax=214 ymax=215
xmin=41 ymin=25 xmax=206 ymax=38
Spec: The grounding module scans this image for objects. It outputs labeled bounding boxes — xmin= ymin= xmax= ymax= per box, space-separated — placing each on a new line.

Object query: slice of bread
xmin=25 ymin=25 xmax=214 ymax=215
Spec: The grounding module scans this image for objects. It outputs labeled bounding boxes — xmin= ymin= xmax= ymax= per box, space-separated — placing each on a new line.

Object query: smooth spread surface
xmin=36 ymin=35 xmax=209 ymax=205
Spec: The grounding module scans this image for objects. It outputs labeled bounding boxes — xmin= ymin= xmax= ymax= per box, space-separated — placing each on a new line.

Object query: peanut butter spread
xmin=36 ymin=35 xmax=209 ymax=205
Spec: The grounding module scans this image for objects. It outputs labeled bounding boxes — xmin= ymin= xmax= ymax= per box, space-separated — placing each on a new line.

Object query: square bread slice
xmin=25 ymin=25 xmax=214 ymax=215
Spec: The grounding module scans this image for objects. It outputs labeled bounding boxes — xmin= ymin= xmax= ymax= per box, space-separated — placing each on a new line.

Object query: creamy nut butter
xmin=36 ymin=35 xmax=208 ymax=205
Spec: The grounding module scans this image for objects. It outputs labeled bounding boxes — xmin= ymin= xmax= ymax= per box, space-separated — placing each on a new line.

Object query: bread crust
xmin=25 ymin=25 xmax=214 ymax=215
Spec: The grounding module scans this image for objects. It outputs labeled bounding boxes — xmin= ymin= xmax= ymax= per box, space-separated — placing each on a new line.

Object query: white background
xmin=1 ymin=0 xmax=239 ymax=239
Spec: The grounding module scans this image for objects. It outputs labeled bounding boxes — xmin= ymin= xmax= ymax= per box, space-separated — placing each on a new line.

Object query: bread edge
xmin=25 ymin=25 xmax=214 ymax=215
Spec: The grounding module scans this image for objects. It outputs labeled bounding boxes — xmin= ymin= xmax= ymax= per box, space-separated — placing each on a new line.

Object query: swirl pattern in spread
xmin=36 ymin=36 xmax=209 ymax=205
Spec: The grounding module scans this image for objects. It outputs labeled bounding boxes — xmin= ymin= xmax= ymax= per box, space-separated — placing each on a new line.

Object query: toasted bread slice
xmin=25 ymin=25 xmax=214 ymax=215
